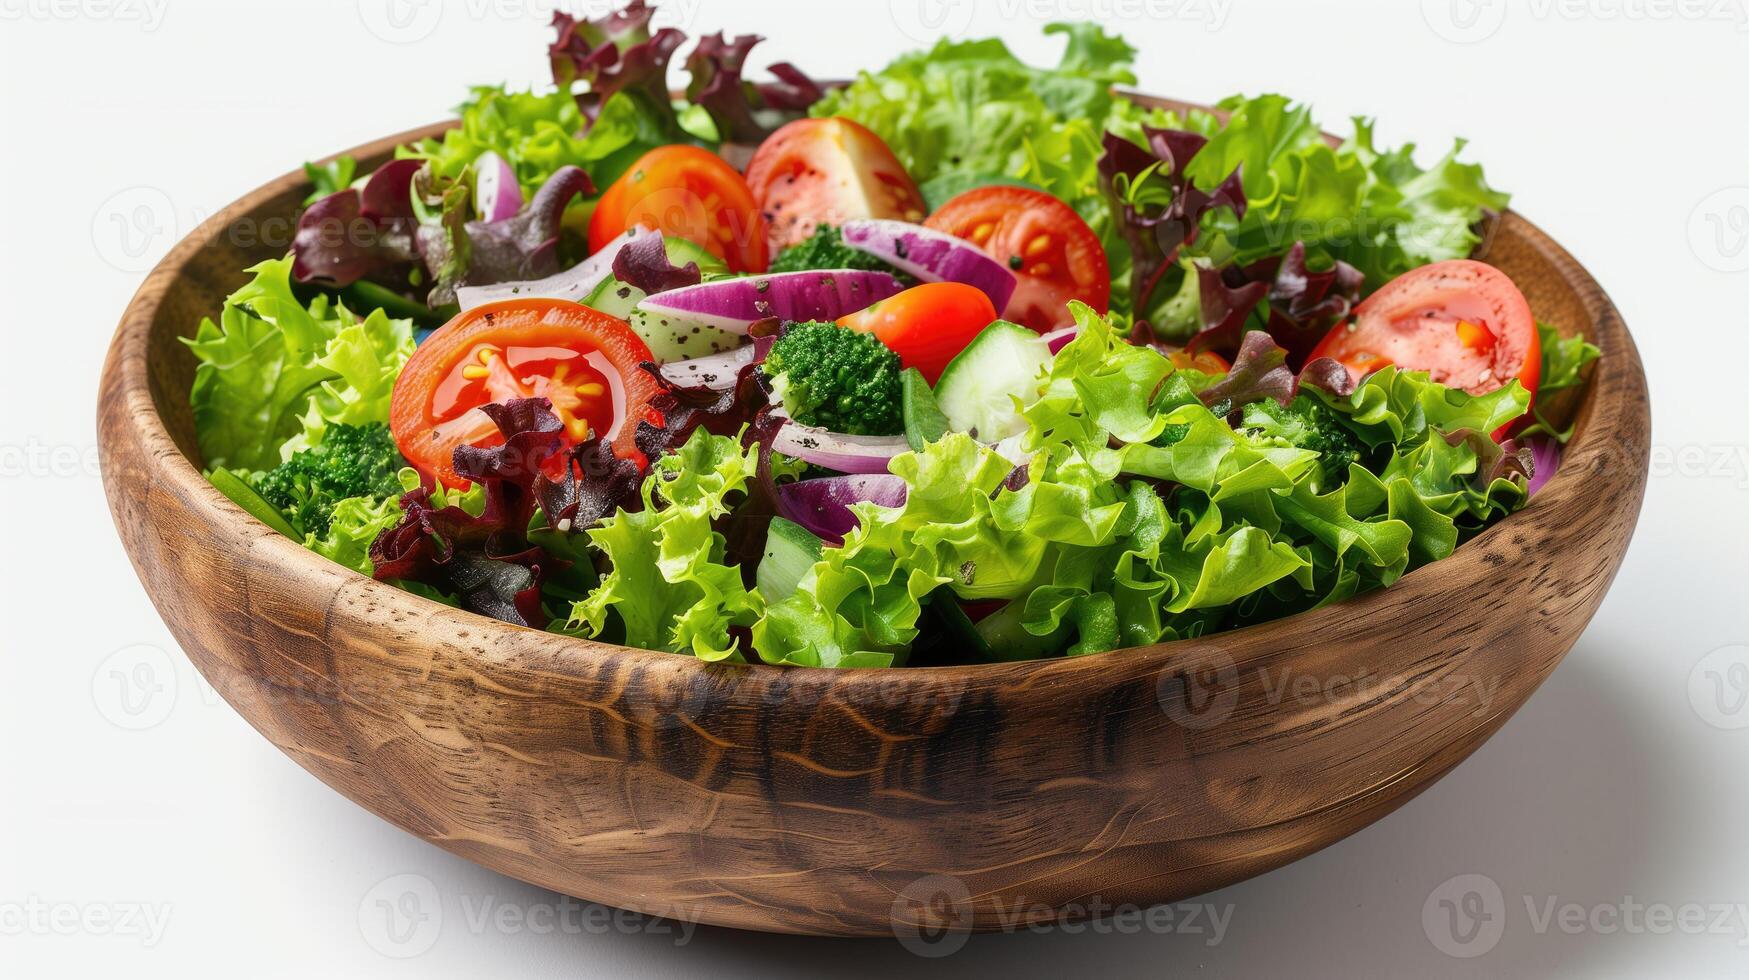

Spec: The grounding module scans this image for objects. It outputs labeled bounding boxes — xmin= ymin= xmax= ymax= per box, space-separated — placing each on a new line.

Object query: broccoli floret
xmin=762 ymin=322 xmax=904 ymax=435
xmin=252 ymin=423 xmax=405 ymax=537
xmin=769 ymin=225 xmax=904 ymax=276
xmin=1242 ymin=396 xmax=1368 ymax=491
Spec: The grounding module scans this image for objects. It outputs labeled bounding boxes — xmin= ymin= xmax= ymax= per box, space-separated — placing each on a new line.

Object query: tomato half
xmin=390 ymin=300 xmax=662 ymax=489
xmin=588 ymin=145 xmax=769 ymax=274
xmin=837 ymin=282 xmax=998 ymax=384
xmin=745 ymin=117 xmax=927 ymax=253
xmin=1308 ymin=260 xmax=1540 ymax=400
xmin=924 ymin=186 xmax=1111 ymax=333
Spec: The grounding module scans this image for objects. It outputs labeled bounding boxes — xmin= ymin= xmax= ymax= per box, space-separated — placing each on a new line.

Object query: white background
xmin=4 ymin=0 xmax=1748 ymax=976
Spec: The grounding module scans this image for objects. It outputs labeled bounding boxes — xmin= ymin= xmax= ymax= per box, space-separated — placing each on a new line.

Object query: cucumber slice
xmin=932 ymin=320 xmax=1052 ymax=442
xmin=900 ymin=368 xmax=950 ymax=452
xmin=580 ymin=276 xmax=643 ymax=318
xmin=757 ymin=517 xmax=824 ymax=602
xmin=580 ymin=237 xmax=737 ymax=362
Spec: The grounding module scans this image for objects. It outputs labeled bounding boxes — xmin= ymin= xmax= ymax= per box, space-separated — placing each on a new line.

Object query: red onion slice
xmin=770 ymin=418 xmax=910 ymax=474
xmin=1040 ymin=326 xmax=1078 ymax=353
xmin=636 ymin=269 xmax=906 ymax=335
xmin=839 ymin=219 xmax=1017 ymax=311
xmin=777 ymin=475 xmax=909 ymax=544
xmin=474 ymin=152 xmax=523 ymax=223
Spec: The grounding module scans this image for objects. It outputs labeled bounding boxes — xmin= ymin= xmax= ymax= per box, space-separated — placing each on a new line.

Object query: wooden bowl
xmin=98 ymin=103 xmax=1650 ymax=937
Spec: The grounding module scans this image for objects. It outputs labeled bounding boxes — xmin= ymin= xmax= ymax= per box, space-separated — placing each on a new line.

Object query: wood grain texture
xmin=97 ymin=103 xmax=1651 ymax=937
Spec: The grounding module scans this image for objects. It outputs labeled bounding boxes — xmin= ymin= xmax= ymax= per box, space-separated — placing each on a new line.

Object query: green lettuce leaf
xmin=570 ymin=429 xmax=762 ymax=661
xmin=1178 ymin=98 xmax=1510 ymax=291
xmin=307 ymin=493 xmax=405 ymax=576
xmin=751 ymin=304 xmax=1534 ymax=664
xmin=811 ymin=24 xmax=1166 ymax=258
xmin=402 ymin=87 xmax=679 ymax=203
xmin=183 ymin=258 xmax=415 ymax=472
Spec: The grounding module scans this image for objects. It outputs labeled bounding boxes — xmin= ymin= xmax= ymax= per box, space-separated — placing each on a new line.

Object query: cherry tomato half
xmin=837 ymin=282 xmax=998 ymax=384
xmin=1168 ymin=349 xmax=1232 ymax=375
xmin=925 ymin=186 xmax=1111 ymax=333
xmin=1308 ymin=260 xmax=1541 ymax=401
xmin=589 ymin=145 xmax=769 ymax=274
xmin=745 ymin=117 xmax=927 ymax=253
xmin=390 ymin=300 xmax=662 ymax=489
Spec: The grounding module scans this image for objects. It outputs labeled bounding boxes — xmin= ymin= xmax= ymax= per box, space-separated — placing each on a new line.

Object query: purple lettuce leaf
xmin=548 ymin=5 xmax=686 ymax=132
xmin=425 ymin=165 xmax=595 ymax=306
xmin=1198 ymin=331 xmax=1296 ymax=413
xmin=1099 ymin=128 xmax=1247 ymax=326
xmin=369 ymin=398 xmax=570 ymax=628
xmin=1185 ymin=243 xmax=1365 ymax=365
xmin=685 ymin=32 xmax=828 ymax=145
xmin=290 ymin=160 xmax=423 ymax=288
xmin=611 ymin=229 xmax=702 ymax=296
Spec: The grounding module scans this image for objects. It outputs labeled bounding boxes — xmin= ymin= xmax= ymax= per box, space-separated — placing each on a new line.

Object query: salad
xmin=188 ymin=1 xmax=1599 ymax=668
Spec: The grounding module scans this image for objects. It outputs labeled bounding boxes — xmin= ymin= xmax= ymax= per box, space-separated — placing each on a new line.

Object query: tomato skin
xmin=588 ymin=145 xmax=769 ymax=274
xmin=1169 ymin=349 xmax=1231 ymax=375
xmin=837 ymin=282 xmax=998 ymax=384
xmin=1308 ymin=260 xmax=1541 ymax=405
xmin=745 ymin=117 xmax=927 ymax=253
xmin=390 ymin=300 xmax=661 ymax=489
xmin=924 ymin=186 xmax=1110 ymax=333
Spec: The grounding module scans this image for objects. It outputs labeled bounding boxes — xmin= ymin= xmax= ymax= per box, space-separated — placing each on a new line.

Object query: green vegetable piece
xmin=250 ymin=423 xmax=405 ymax=538
xmin=757 ymin=518 xmax=825 ymax=603
xmin=208 ymin=467 xmax=301 ymax=540
xmin=763 ymin=322 xmax=904 ymax=435
xmin=769 ymin=225 xmax=900 ymax=275
xmin=972 ymin=599 xmax=1071 ymax=663
xmin=900 ymin=368 xmax=951 ymax=452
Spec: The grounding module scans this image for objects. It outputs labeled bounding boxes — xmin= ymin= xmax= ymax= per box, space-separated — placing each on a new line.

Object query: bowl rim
xmin=99 ymin=110 xmax=1651 ymax=690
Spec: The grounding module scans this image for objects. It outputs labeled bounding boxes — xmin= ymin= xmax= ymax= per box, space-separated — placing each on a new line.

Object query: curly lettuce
xmin=812 ymin=24 xmax=1166 ymax=249
xmin=183 ymin=258 xmax=415 ymax=472
xmin=570 ymin=428 xmax=763 ymax=661
xmin=400 ymin=86 xmax=671 ymax=202
xmin=748 ymin=304 xmax=1533 ymax=664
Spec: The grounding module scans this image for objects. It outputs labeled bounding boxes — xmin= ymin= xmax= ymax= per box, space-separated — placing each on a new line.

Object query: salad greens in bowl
xmin=99 ymin=0 xmax=1649 ymax=935
xmin=181 ymin=1 xmax=1597 ymax=668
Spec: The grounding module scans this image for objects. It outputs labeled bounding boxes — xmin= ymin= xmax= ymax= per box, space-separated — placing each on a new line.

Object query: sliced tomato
xmin=1168 ymin=349 xmax=1231 ymax=375
xmin=924 ymin=186 xmax=1110 ymax=333
xmin=588 ymin=145 xmax=769 ymax=274
xmin=837 ymin=282 xmax=998 ymax=383
xmin=390 ymin=300 xmax=662 ymax=489
xmin=1309 ymin=260 xmax=1540 ymax=401
xmin=745 ymin=117 xmax=927 ymax=253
